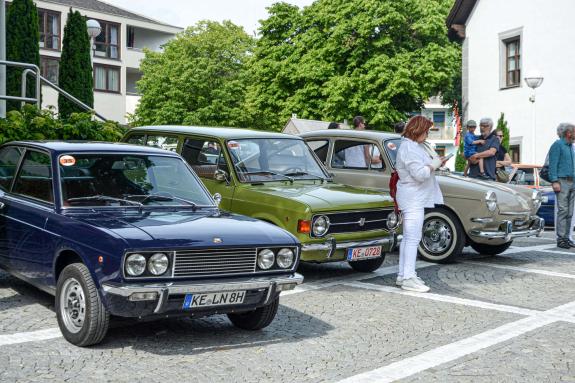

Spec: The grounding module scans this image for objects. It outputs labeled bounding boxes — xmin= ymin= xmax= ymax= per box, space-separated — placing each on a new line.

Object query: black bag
xmin=539 ymin=165 xmax=550 ymax=183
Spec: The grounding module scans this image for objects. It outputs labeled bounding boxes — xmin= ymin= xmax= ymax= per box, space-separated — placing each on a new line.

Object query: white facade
xmin=35 ymin=0 xmax=182 ymax=123
xmin=420 ymin=97 xmax=457 ymax=170
xmin=458 ymin=0 xmax=574 ymax=164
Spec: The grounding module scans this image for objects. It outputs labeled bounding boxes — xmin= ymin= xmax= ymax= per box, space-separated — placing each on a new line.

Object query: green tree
xmin=58 ymin=9 xmax=93 ymax=119
xmin=132 ymin=21 xmax=255 ymax=127
xmin=5 ymin=0 xmax=40 ymax=111
xmin=455 ymin=132 xmax=466 ymax=172
xmin=496 ymin=112 xmax=510 ymax=151
xmin=247 ymin=0 xmax=461 ymax=131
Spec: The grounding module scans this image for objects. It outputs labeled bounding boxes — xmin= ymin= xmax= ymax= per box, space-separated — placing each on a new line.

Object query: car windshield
xmin=383 ymin=138 xmax=402 ymax=166
xmin=59 ymin=153 xmax=214 ymax=208
xmin=227 ymin=138 xmax=328 ymax=182
xmin=510 ymin=168 xmax=536 ymax=186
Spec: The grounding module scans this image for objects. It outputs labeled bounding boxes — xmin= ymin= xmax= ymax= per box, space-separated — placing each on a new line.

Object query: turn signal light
xmin=297 ymin=219 xmax=311 ymax=233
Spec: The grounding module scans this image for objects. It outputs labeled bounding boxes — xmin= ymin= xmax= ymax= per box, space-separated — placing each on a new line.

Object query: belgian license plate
xmin=183 ymin=290 xmax=246 ymax=309
xmin=347 ymin=246 xmax=382 ymax=261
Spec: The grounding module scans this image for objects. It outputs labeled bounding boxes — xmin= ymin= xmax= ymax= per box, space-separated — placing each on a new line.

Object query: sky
xmin=103 ymin=0 xmax=315 ymax=35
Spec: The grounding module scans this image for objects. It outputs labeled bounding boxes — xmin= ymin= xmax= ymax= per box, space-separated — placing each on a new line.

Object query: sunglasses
xmin=496 ymin=135 xmax=503 ymax=137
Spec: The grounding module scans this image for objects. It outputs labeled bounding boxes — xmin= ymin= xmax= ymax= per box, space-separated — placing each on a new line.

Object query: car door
xmin=1 ymin=148 xmax=57 ymax=286
xmin=328 ymin=138 xmax=386 ymax=190
xmin=180 ymin=136 xmax=235 ymax=210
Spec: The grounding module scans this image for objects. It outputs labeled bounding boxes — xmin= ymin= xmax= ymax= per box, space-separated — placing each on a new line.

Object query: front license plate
xmin=183 ymin=290 xmax=246 ymax=309
xmin=347 ymin=246 xmax=382 ymax=261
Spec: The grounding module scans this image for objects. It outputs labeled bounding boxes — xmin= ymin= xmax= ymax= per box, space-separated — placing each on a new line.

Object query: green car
xmin=123 ymin=126 xmax=400 ymax=272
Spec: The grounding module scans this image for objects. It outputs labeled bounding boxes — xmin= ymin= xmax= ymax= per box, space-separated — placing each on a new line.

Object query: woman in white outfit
xmin=395 ymin=116 xmax=445 ymax=292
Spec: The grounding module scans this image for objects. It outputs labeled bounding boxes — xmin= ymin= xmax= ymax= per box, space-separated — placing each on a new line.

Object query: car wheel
xmin=56 ymin=263 xmax=110 ymax=346
xmin=418 ymin=207 xmax=465 ymax=264
xmin=348 ymin=255 xmax=385 ymax=272
xmin=469 ymin=240 xmax=513 ymax=255
xmin=228 ymin=297 xmax=279 ymax=330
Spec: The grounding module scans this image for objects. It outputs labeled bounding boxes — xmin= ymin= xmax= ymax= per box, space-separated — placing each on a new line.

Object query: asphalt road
xmin=0 ymin=230 xmax=574 ymax=382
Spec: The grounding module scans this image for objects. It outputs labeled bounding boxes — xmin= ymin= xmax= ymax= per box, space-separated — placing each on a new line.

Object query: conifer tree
xmin=496 ymin=112 xmax=510 ymax=151
xmin=6 ymin=0 xmax=40 ymax=111
xmin=58 ymin=9 xmax=93 ymax=118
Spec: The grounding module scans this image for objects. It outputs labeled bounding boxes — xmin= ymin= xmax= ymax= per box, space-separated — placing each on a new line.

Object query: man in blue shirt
xmin=548 ymin=122 xmax=575 ymax=248
xmin=468 ymin=117 xmax=500 ymax=181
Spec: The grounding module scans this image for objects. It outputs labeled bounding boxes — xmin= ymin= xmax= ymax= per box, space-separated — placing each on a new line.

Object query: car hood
xmin=437 ymin=173 xmax=535 ymax=213
xmin=67 ymin=209 xmax=297 ymax=248
xmin=244 ymin=181 xmax=393 ymax=211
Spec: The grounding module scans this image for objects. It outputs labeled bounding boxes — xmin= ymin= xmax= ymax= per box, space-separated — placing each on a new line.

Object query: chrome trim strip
xmin=499 ymin=211 xmax=531 ymax=216
xmin=470 ymin=217 xmax=495 ymax=223
xmin=102 ymin=273 xmax=304 ymax=298
xmin=468 ymin=217 xmax=544 ymax=240
xmin=302 ymin=237 xmax=395 ymax=252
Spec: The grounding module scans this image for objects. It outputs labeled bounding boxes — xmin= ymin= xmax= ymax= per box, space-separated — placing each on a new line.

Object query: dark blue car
xmin=538 ymin=188 xmax=554 ymax=226
xmin=0 ymin=141 xmax=302 ymax=346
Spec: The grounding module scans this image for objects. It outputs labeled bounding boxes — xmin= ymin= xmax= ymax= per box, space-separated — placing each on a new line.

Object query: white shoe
xmin=396 ymin=276 xmax=403 ymax=286
xmin=401 ymin=277 xmax=430 ymax=293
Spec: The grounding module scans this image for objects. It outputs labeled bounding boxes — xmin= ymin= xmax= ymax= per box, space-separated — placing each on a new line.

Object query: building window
xmin=435 ymin=146 xmax=446 ymax=158
xmin=40 ymin=56 xmax=59 ymax=84
xmin=94 ymin=65 xmax=120 ymax=93
xmin=432 ymin=111 xmax=446 ymax=130
xmin=505 ymin=38 xmax=520 ymax=87
xmin=127 ymin=26 xmax=135 ymax=48
xmin=38 ymin=9 xmax=60 ymax=50
xmin=94 ymin=21 xmax=120 ymax=59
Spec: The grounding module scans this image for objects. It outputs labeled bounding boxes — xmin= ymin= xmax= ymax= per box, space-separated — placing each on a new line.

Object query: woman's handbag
xmin=496 ymin=167 xmax=510 ymax=183
xmin=389 ymin=171 xmax=400 ymax=213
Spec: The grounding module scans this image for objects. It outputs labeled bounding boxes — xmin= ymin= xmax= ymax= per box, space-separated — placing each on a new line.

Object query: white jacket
xmin=395 ymin=137 xmax=444 ymax=210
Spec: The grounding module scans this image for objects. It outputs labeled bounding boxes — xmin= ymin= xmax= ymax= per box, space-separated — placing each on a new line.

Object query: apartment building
xmin=33 ymin=0 xmax=182 ymax=123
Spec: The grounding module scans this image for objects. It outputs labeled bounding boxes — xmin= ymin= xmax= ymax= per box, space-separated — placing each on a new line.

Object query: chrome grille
xmin=173 ymin=248 xmax=257 ymax=277
xmin=316 ymin=209 xmax=392 ymax=236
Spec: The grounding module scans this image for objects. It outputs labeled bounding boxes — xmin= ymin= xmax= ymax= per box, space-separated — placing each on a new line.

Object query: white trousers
xmin=398 ymin=207 xmax=424 ymax=279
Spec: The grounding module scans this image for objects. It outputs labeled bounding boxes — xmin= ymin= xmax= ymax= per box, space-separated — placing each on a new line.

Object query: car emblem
xmin=213 ymin=237 xmax=223 ymax=244
xmin=358 ymin=218 xmax=366 ymax=227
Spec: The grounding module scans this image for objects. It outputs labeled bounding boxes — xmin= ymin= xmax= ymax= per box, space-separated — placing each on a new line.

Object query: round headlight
xmin=386 ymin=211 xmax=399 ymax=229
xmin=277 ymin=248 xmax=295 ymax=269
xmin=485 ymin=190 xmax=498 ymax=212
xmin=532 ymin=190 xmax=542 ymax=210
xmin=312 ymin=216 xmax=330 ymax=237
xmin=148 ymin=253 xmax=169 ymax=276
xmin=257 ymin=249 xmax=275 ymax=270
xmin=125 ymin=253 xmax=146 ymax=276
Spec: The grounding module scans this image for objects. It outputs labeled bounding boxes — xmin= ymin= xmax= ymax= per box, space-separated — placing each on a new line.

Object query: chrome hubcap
xmin=60 ymin=278 xmax=86 ymax=334
xmin=422 ymin=218 xmax=453 ymax=254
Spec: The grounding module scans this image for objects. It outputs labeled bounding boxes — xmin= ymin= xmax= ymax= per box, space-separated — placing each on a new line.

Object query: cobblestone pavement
xmin=1 ymin=230 xmax=574 ymax=382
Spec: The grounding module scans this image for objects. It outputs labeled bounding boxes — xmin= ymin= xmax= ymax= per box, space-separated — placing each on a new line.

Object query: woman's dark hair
xmin=403 ymin=116 xmax=433 ymax=141
xmin=352 ymin=116 xmax=365 ymax=128
xmin=393 ymin=121 xmax=405 ymax=134
xmin=328 ymin=122 xmax=339 ymax=129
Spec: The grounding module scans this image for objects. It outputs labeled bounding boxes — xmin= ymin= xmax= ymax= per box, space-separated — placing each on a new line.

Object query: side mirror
xmin=213 ymin=193 xmax=222 ymax=207
xmin=214 ymin=169 xmax=229 ymax=183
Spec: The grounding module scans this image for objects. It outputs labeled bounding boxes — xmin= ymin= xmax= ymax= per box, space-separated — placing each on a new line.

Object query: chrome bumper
xmin=102 ymin=273 xmax=303 ymax=313
xmin=469 ymin=217 xmax=544 ymax=241
xmin=301 ymin=235 xmax=398 ymax=257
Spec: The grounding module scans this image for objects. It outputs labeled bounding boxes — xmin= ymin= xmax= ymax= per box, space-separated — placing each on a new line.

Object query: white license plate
xmin=347 ymin=246 xmax=382 ymax=261
xmin=183 ymin=290 xmax=246 ymax=309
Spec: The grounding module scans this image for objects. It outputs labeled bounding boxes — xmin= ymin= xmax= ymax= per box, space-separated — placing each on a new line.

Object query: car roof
xmin=129 ymin=125 xmax=300 ymax=140
xmin=4 ymin=141 xmax=179 ymax=156
xmin=299 ymin=129 xmax=401 ymax=140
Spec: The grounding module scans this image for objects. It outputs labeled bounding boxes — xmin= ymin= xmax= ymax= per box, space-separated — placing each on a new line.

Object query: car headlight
xmin=485 ymin=190 xmax=498 ymax=212
xmin=312 ymin=215 xmax=330 ymax=237
xmin=532 ymin=190 xmax=542 ymax=210
xmin=148 ymin=253 xmax=169 ymax=275
xmin=125 ymin=253 xmax=146 ymax=276
xmin=277 ymin=248 xmax=295 ymax=269
xmin=386 ymin=211 xmax=400 ymax=230
xmin=257 ymin=249 xmax=275 ymax=270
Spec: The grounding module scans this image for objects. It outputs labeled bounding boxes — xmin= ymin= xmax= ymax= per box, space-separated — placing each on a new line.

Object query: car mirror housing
xmin=214 ymin=169 xmax=229 ymax=183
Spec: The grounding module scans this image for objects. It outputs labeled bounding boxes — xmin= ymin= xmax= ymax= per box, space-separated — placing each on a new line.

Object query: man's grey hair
xmin=557 ymin=122 xmax=575 ymax=138
xmin=479 ymin=117 xmax=493 ymax=128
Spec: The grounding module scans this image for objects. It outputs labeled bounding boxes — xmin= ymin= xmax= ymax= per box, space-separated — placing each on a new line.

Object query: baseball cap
xmin=466 ymin=120 xmax=477 ymax=127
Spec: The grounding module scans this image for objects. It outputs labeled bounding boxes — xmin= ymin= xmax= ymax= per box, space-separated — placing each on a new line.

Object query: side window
xmin=306 ymin=140 xmax=329 ymax=163
xmin=125 ymin=134 xmax=145 ymax=145
xmin=12 ymin=150 xmax=53 ymax=203
xmin=332 ymin=140 xmax=383 ymax=170
xmin=0 ymin=146 xmax=24 ymax=191
xmin=181 ymin=138 xmax=222 ymax=179
xmin=145 ymin=135 xmax=179 ymax=152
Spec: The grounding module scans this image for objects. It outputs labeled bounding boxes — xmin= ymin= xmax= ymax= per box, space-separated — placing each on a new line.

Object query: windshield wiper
xmin=283 ymin=171 xmax=327 ymax=182
xmin=240 ymin=170 xmax=294 ymax=183
xmin=66 ymin=195 xmax=143 ymax=207
xmin=123 ymin=194 xmax=201 ymax=209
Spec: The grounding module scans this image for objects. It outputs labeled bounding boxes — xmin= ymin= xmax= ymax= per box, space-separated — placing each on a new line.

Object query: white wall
xmin=464 ymin=0 xmax=574 ymax=164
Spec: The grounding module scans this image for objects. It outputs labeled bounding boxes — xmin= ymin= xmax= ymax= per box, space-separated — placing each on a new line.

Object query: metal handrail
xmin=0 ymin=60 xmax=41 ymax=108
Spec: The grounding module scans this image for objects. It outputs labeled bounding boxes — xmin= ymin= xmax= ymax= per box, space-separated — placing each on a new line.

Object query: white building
xmin=32 ymin=0 xmax=182 ymax=123
xmin=447 ymin=0 xmax=570 ymax=164
xmin=418 ymin=96 xmax=457 ymax=170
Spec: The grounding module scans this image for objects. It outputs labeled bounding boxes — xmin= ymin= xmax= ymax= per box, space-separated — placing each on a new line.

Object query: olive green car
xmin=300 ymin=129 xmax=544 ymax=263
xmin=123 ymin=126 xmax=401 ymax=272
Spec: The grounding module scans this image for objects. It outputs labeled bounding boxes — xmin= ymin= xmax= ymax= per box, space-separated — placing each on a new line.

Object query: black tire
xmin=418 ymin=207 xmax=465 ymax=264
xmin=55 ymin=263 xmax=110 ymax=346
xmin=470 ymin=240 xmax=513 ymax=255
xmin=228 ymin=297 xmax=279 ymax=330
xmin=348 ymin=255 xmax=385 ymax=272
